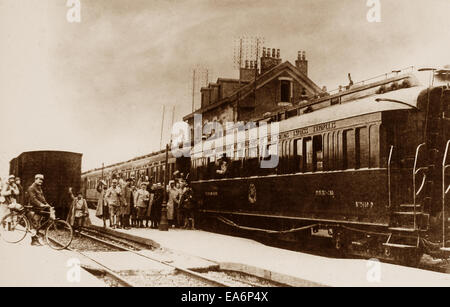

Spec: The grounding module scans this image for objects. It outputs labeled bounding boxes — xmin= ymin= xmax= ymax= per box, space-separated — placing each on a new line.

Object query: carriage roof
xmin=279 ymin=85 xmax=426 ymax=133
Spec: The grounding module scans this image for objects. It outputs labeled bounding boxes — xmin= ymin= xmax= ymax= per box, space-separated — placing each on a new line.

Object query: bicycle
xmin=0 ymin=204 xmax=73 ymax=250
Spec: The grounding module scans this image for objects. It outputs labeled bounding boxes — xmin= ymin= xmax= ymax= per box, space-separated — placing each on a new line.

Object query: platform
xmin=0 ymin=237 xmax=105 ymax=287
xmin=87 ymin=209 xmax=450 ymax=287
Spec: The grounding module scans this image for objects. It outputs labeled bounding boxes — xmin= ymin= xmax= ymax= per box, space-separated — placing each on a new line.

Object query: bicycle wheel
xmin=0 ymin=212 xmax=29 ymax=243
xmin=45 ymin=220 xmax=73 ymax=250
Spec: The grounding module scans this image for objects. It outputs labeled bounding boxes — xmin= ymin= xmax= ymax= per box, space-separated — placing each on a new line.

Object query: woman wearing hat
xmin=95 ymin=180 xmax=109 ymax=227
xmin=167 ymin=180 xmax=180 ymax=228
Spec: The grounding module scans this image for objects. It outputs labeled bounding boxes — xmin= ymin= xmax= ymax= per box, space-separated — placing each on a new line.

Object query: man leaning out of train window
xmin=67 ymin=187 xmax=91 ymax=230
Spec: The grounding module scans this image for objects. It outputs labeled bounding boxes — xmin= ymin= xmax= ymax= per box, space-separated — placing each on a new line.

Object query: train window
xmin=343 ymin=129 xmax=355 ymax=169
xmin=329 ymin=132 xmax=335 ymax=170
xmin=336 ymin=131 xmax=342 ymax=169
xmin=304 ymin=137 xmax=313 ymax=172
xmin=369 ymin=125 xmax=380 ymax=168
xmin=294 ymin=139 xmax=303 ymax=172
xmin=356 ymin=127 xmax=369 ymax=169
xmin=313 ymin=135 xmax=323 ymax=171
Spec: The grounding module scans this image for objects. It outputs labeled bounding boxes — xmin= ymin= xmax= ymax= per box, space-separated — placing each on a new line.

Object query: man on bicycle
xmin=27 ymin=174 xmax=51 ymax=246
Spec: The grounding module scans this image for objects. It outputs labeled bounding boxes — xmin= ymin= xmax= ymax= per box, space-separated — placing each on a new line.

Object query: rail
xmin=442 ymin=140 xmax=450 ymax=248
xmin=413 ymin=143 xmax=426 ymax=230
xmin=387 ymin=145 xmax=394 ymax=208
xmin=325 ymin=66 xmax=415 ymax=96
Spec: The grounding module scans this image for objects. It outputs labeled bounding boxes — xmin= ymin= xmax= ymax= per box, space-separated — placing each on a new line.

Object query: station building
xmin=182 ymin=48 xmax=324 ymax=138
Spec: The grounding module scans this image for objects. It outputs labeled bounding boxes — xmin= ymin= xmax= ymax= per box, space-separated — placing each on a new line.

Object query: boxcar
xmin=9 ymin=150 xmax=82 ymax=219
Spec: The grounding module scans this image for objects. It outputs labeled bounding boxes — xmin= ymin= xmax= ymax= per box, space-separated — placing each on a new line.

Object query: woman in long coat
xmin=95 ymin=180 xmax=108 ymax=227
xmin=167 ymin=181 xmax=180 ymax=227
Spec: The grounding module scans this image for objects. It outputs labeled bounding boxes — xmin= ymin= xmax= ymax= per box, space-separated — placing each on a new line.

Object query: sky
xmin=0 ymin=0 xmax=449 ymax=177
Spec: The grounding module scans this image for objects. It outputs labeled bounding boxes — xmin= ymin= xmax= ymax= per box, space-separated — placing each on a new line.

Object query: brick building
xmin=183 ymin=48 xmax=322 ymax=135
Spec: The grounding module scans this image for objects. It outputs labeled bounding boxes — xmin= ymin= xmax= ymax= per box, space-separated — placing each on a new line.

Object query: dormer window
xmin=281 ymin=80 xmax=290 ymax=102
xmin=278 ymin=77 xmax=293 ymax=106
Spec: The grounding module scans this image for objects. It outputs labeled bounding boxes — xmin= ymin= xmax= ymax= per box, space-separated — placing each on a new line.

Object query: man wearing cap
xmin=105 ymin=179 xmax=121 ymax=228
xmin=135 ymin=182 xmax=150 ymax=228
xmin=1 ymin=175 xmax=20 ymax=205
xmin=27 ymin=174 xmax=51 ymax=245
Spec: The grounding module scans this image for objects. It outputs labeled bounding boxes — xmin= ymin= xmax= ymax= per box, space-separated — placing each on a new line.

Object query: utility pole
xmin=159 ymin=143 xmax=169 ymax=231
xmin=192 ymin=70 xmax=196 ymax=112
xmin=159 ymin=105 xmax=166 ymax=150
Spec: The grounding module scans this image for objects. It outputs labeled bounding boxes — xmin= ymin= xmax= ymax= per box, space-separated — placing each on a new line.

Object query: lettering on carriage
xmin=293 ymin=127 xmax=309 ymax=137
xmin=355 ymin=201 xmax=374 ymax=209
xmin=280 ymin=132 xmax=290 ymax=139
xmin=313 ymin=122 xmax=336 ymax=133
xmin=315 ymin=190 xmax=335 ymax=197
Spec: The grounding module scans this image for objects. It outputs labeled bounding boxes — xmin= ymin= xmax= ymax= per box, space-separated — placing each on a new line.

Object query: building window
xmin=280 ymin=80 xmax=291 ymax=102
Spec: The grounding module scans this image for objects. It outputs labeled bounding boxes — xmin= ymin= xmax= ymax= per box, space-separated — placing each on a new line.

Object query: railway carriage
xmin=190 ymin=68 xmax=450 ymax=264
xmin=81 ymin=150 xmax=190 ymax=207
xmin=9 ymin=150 xmax=82 ymax=219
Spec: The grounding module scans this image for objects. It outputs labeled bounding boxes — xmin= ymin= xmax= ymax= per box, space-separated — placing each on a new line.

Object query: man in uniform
xmin=105 ymin=179 xmax=121 ymax=228
xmin=1 ymin=175 xmax=20 ymax=205
xmin=27 ymin=174 xmax=51 ymax=245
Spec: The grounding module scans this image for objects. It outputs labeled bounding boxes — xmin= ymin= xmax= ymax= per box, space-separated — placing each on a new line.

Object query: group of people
xmin=0 ymin=174 xmax=91 ymax=245
xmin=95 ymin=171 xmax=195 ymax=230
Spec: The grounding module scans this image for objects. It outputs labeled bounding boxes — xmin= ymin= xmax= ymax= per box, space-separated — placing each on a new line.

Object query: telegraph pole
xmin=192 ymin=70 xmax=196 ymax=112
xmin=159 ymin=105 xmax=166 ymax=150
xmin=159 ymin=143 xmax=169 ymax=231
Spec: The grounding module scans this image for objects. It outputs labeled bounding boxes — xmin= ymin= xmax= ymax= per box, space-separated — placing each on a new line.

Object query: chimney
xmin=260 ymin=46 xmax=282 ymax=74
xmin=295 ymin=50 xmax=308 ymax=76
xmin=240 ymin=59 xmax=257 ymax=82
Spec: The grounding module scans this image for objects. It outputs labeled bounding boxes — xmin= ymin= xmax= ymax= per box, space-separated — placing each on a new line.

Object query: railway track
xmin=66 ymin=228 xmax=283 ymax=287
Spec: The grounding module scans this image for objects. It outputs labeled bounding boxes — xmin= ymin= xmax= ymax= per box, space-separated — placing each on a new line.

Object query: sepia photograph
xmin=0 ymin=0 xmax=449 ymax=294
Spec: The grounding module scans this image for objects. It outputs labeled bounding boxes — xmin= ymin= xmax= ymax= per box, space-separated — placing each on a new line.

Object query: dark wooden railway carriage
xmin=9 ymin=150 xmax=82 ymax=219
xmin=190 ymin=71 xmax=450 ymax=264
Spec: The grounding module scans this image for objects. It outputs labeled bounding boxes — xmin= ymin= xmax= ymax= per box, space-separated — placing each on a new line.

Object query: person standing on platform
xmin=167 ymin=180 xmax=180 ymax=228
xmin=130 ymin=178 xmax=137 ymax=227
xmin=1 ymin=175 xmax=20 ymax=205
xmin=150 ymin=183 xmax=163 ymax=229
xmin=175 ymin=180 xmax=185 ymax=228
xmin=135 ymin=182 xmax=150 ymax=228
xmin=105 ymin=179 xmax=121 ymax=229
xmin=67 ymin=188 xmax=90 ymax=230
xmin=144 ymin=177 xmax=154 ymax=228
xmin=180 ymin=185 xmax=195 ymax=229
xmin=95 ymin=180 xmax=109 ymax=227
xmin=120 ymin=178 xmax=133 ymax=229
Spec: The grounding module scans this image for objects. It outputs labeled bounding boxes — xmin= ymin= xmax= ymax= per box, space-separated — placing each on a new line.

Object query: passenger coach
xmin=190 ymin=68 xmax=450 ymax=265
